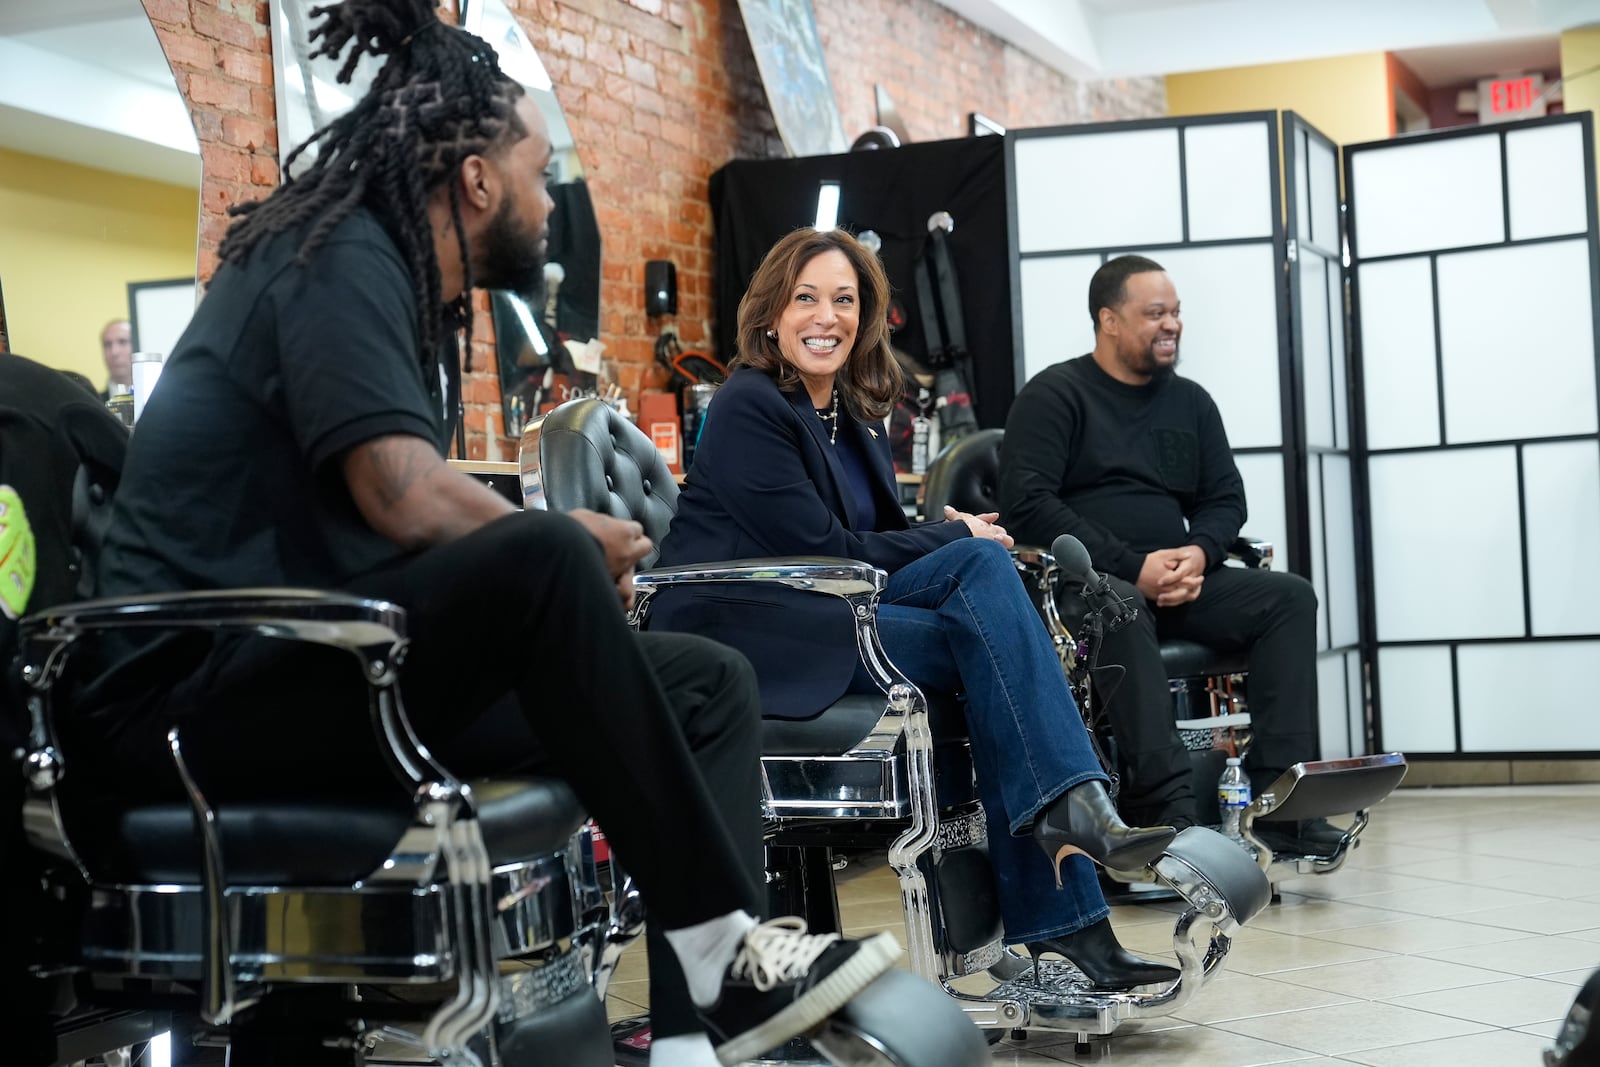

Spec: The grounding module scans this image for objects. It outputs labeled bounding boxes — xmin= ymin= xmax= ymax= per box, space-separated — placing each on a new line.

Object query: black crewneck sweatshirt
xmin=999 ymin=354 xmax=1246 ymax=584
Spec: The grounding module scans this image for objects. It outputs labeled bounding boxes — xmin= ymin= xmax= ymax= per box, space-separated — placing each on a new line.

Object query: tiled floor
xmin=605 ymin=784 xmax=1600 ymax=1064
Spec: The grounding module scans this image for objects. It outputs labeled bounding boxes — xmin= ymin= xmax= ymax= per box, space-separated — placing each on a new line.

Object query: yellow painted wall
xmin=1165 ymin=52 xmax=1395 ymax=148
xmin=1561 ymin=26 xmax=1600 ymax=211
xmin=0 ymin=147 xmax=197 ymax=386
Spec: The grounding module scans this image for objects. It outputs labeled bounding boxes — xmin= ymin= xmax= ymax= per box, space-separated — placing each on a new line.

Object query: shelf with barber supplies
xmin=104 ymin=350 xmax=168 ymax=429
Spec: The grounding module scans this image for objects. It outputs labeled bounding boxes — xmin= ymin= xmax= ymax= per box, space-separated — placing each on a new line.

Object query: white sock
xmin=663 ymin=909 xmax=758 ymax=1008
xmin=649 ymin=1032 xmax=722 ymax=1067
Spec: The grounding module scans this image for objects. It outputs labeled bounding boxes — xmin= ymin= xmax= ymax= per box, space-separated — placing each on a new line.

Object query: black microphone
xmin=1050 ymin=533 xmax=1138 ymax=630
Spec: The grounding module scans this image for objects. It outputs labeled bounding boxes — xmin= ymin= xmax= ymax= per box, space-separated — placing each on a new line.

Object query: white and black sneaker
xmin=695 ymin=916 xmax=900 ymax=1065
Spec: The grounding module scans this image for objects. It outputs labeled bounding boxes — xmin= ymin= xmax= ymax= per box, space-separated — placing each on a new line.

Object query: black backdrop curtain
xmin=709 ymin=136 xmax=1015 ymax=427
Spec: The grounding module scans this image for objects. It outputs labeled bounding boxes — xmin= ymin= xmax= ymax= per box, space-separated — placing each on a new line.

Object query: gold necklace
xmin=816 ymin=388 xmax=839 ymax=444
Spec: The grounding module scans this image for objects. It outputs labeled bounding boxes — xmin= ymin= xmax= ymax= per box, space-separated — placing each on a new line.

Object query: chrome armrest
xmin=632 ymin=557 xmax=885 ymax=600
xmin=1007 ymin=546 xmax=1074 ymax=665
xmin=18 ymin=587 xmax=433 ymax=790
xmin=1009 ymin=544 xmax=1056 ymax=571
xmin=1228 ymin=537 xmax=1273 ymax=570
xmin=20 ymin=587 xmax=405 ymax=657
xmin=630 ymin=558 xmax=926 ymax=760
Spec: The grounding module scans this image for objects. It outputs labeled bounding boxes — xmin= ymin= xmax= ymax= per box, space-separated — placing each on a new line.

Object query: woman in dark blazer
xmin=656 ymin=228 xmax=1178 ymax=988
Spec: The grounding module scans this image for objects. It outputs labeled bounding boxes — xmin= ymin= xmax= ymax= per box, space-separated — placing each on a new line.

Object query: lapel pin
xmin=868 ymin=427 xmax=878 ymax=439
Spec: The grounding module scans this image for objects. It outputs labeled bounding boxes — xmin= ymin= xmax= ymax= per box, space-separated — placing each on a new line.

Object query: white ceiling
xmin=937 ymin=0 xmax=1597 ymax=82
xmin=0 ymin=0 xmax=199 ymax=188
xmin=3 ymin=0 xmax=1599 ymax=189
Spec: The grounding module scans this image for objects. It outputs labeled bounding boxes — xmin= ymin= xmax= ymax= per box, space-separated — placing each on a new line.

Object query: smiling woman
xmin=0 ymin=0 xmax=199 ymax=388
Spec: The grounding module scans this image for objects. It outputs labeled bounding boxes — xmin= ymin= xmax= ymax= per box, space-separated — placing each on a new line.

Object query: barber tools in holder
xmin=105 ymin=383 xmax=134 ymax=428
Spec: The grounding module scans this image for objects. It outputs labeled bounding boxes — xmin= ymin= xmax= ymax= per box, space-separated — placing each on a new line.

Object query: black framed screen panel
xmin=1005 ymin=112 xmax=1298 ymax=578
xmin=1284 ymin=112 xmax=1366 ymax=760
xmin=1346 ymin=113 xmax=1600 ymax=757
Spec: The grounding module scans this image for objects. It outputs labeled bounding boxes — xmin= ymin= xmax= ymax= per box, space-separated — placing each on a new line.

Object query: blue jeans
xmin=849 ymin=537 xmax=1109 ymax=943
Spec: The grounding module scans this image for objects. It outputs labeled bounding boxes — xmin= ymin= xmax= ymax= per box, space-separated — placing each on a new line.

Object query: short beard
xmin=476 ymin=195 xmax=546 ymax=301
xmin=1135 ymin=340 xmax=1178 ymax=378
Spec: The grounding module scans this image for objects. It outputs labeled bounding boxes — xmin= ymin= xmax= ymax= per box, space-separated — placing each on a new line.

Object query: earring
xmin=766 ymin=329 xmax=777 ymax=339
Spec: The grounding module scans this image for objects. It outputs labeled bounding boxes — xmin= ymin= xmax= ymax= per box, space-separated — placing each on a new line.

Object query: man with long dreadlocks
xmin=79 ymin=1 xmax=898 ymax=1064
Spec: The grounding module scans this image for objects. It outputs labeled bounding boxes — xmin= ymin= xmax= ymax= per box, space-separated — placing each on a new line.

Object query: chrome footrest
xmin=1243 ymin=753 xmax=1408 ymax=876
xmin=1153 ymin=826 xmax=1272 ymax=932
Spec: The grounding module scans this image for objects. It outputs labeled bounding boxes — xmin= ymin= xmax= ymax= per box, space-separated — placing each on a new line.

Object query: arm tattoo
xmin=367 ymin=437 xmax=432 ymax=508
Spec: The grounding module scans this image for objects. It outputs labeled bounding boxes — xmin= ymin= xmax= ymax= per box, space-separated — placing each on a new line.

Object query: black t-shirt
xmin=999 ymin=354 xmax=1245 ymax=584
xmin=97 ymin=209 xmax=459 ymax=597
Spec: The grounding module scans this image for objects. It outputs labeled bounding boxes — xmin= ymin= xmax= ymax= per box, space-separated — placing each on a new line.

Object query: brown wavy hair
xmin=730 ymin=228 xmax=901 ymax=421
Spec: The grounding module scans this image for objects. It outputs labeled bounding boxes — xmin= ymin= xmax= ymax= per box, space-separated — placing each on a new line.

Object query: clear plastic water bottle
xmin=1217 ymin=757 xmax=1250 ymax=844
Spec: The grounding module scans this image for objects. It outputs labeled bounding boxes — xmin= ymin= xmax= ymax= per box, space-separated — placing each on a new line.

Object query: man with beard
xmin=82 ymin=2 xmax=898 ymax=1065
xmin=998 ymin=255 xmax=1323 ymax=854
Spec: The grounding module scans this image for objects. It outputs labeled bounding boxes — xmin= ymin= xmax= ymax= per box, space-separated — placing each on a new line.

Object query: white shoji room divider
xmin=1346 ymin=113 xmax=1600 ymax=757
xmin=1285 ymin=112 xmax=1365 ymax=760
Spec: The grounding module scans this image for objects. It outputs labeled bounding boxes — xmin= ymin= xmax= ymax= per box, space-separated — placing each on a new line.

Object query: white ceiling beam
xmin=0 ymin=37 xmax=197 ymax=157
xmin=936 ymin=0 xmax=1600 ymax=84
xmin=1481 ymin=0 xmax=1544 ymax=31
xmin=1093 ymin=0 xmax=1514 ymax=78
xmin=932 ymin=0 xmax=1105 ymax=80
xmin=0 ymin=0 xmax=133 ymax=37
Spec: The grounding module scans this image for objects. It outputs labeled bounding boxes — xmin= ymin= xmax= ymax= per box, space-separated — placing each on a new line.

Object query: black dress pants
xmin=88 ymin=511 xmax=765 ymax=1037
xmin=1059 ymin=565 xmax=1319 ymax=825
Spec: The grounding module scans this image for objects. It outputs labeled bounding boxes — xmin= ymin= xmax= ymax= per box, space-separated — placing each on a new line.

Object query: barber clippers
xmin=1050 ymin=534 xmax=1138 ymax=633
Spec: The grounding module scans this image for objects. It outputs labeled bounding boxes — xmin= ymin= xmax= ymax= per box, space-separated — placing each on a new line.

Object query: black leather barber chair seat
xmin=921 ymin=429 xmax=1407 ymax=882
xmin=14 ymin=593 xmax=616 ymax=1067
xmin=531 ymin=399 xmax=1271 ymax=1052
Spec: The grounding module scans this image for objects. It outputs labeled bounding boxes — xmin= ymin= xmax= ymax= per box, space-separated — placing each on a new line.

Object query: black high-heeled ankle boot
xmin=1031 ymin=780 xmax=1175 ymax=886
xmin=1026 ymin=918 xmax=1180 ymax=990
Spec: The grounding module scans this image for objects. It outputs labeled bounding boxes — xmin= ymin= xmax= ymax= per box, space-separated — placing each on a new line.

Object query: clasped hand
xmin=943 ymin=505 xmax=1015 ymax=548
xmin=568 ymin=508 xmax=653 ymax=609
xmin=1137 ymin=545 xmax=1206 ymax=608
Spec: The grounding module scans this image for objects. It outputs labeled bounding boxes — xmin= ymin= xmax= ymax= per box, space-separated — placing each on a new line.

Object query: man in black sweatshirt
xmin=999 ymin=255 xmax=1328 ymax=852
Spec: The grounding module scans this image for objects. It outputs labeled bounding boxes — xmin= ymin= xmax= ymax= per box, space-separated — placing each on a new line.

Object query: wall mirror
xmin=268 ymin=0 xmax=601 ymax=439
xmin=461 ymin=0 xmax=601 ymax=438
xmin=268 ymin=0 xmax=383 ymax=180
xmin=0 ymin=0 xmax=200 ymax=390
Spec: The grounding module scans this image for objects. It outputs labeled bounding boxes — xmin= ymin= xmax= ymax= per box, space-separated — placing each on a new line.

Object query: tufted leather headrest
xmin=922 ymin=428 xmax=1004 ymax=518
xmin=536 ymin=399 xmax=680 ymax=565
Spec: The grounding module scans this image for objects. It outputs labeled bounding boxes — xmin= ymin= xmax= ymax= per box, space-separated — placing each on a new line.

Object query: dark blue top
xmin=830 ymin=416 xmax=882 ymax=533
xmin=654 ymin=367 xmax=969 ymax=717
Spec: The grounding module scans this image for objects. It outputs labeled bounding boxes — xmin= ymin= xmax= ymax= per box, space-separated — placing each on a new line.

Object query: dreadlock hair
xmin=218 ymin=0 xmax=527 ymax=366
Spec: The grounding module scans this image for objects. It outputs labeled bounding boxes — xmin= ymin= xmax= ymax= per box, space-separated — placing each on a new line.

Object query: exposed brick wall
xmin=141 ymin=0 xmax=278 ymax=284
xmin=814 ymin=0 xmax=1165 ymax=140
xmin=146 ymin=0 xmax=1161 ymax=460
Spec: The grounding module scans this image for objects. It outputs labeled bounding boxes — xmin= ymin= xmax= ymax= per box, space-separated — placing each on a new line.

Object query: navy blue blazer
xmin=655 ymin=367 xmax=968 ymax=718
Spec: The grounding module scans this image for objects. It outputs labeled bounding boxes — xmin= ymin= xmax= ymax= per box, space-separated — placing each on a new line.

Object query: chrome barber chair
xmin=6 ymin=437 xmax=624 ymax=1066
xmin=13 ymin=593 xmax=621 ymax=1067
xmin=529 ymin=399 xmax=1270 ymax=1055
xmin=922 ymin=429 xmax=1408 ymax=886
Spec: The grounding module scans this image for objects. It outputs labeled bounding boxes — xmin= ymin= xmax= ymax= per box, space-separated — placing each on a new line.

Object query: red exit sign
xmin=1478 ymin=74 xmax=1547 ymax=123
